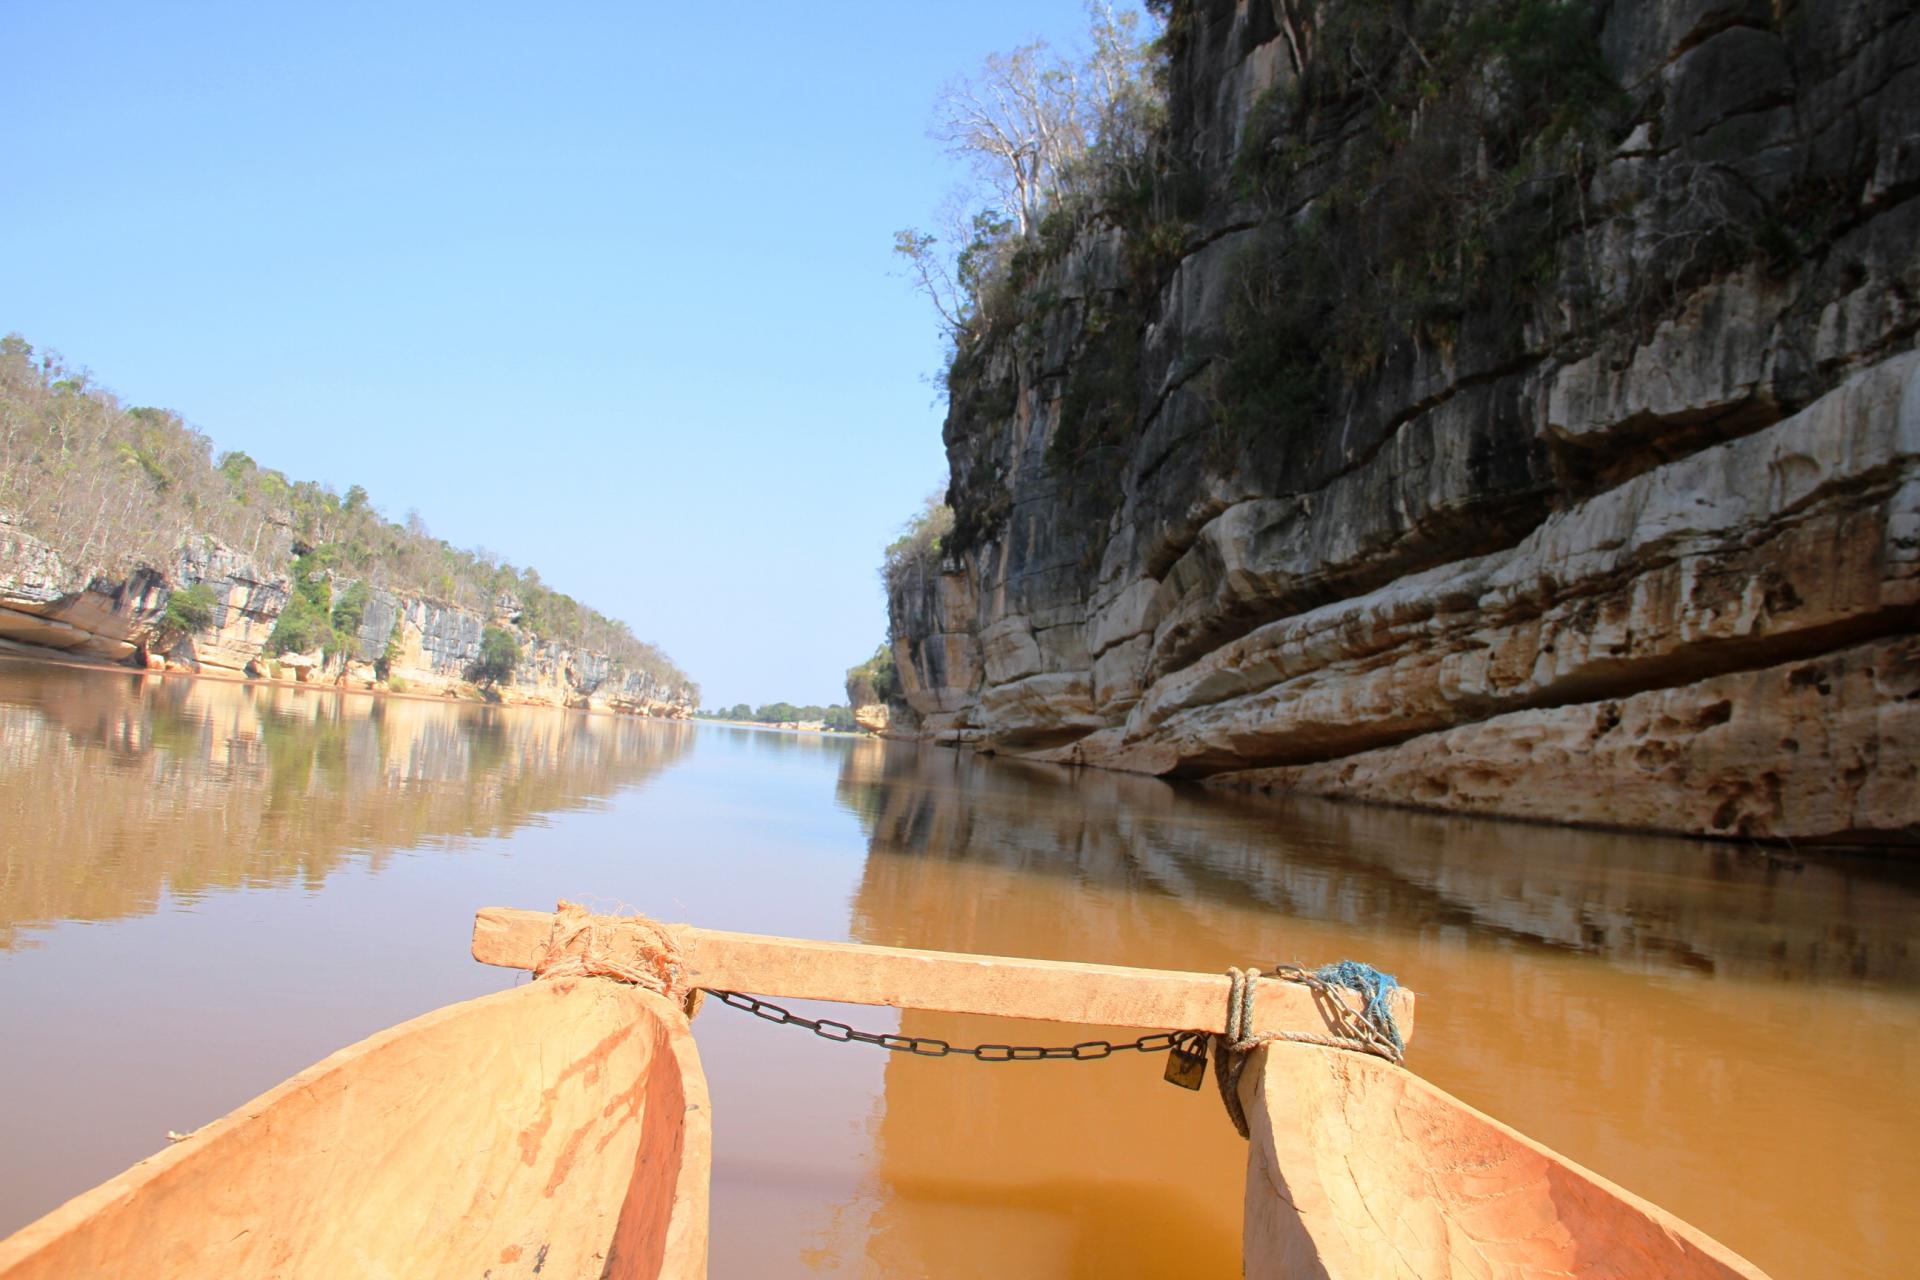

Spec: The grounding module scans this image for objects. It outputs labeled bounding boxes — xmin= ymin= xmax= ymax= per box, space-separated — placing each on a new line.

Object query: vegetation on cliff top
xmin=0 ymin=334 xmax=691 ymax=691
xmin=844 ymin=643 xmax=899 ymax=708
xmin=893 ymin=1 xmax=1168 ymax=348
xmin=892 ymin=2 xmax=1179 ymax=552
xmin=888 ymin=1 xmax=1647 ymax=549
xmin=879 ymin=496 xmax=954 ymax=599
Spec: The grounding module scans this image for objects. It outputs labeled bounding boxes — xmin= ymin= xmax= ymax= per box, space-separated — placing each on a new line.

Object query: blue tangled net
xmin=1312 ymin=959 xmax=1404 ymax=1056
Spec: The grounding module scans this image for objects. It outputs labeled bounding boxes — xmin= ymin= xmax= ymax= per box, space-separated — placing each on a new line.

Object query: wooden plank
xmin=472 ymin=907 xmax=1416 ymax=1043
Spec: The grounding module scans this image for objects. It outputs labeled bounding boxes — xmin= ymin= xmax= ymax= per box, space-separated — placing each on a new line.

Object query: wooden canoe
xmin=0 ymin=977 xmax=709 ymax=1280
xmin=1241 ymin=1042 xmax=1770 ymax=1279
xmin=472 ymin=908 xmax=1773 ymax=1280
xmin=0 ymin=905 xmax=1774 ymax=1279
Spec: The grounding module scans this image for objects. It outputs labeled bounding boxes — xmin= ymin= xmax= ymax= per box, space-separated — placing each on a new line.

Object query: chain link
xmin=710 ymin=990 xmax=1182 ymax=1062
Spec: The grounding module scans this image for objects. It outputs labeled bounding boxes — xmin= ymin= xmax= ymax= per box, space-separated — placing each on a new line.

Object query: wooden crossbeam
xmin=472 ymin=907 xmax=1416 ymax=1043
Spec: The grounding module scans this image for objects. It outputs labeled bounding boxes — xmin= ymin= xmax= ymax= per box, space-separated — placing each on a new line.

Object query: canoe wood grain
xmin=0 ymin=979 xmax=709 ymax=1280
xmin=472 ymin=906 xmax=1416 ymax=1042
xmin=1239 ymin=1041 xmax=1773 ymax=1279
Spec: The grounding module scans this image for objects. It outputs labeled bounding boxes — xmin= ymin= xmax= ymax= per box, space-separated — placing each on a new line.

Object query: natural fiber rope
xmin=1213 ymin=963 xmax=1407 ymax=1139
xmin=532 ymin=900 xmax=695 ymax=1007
xmin=1213 ymin=967 xmax=1259 ymax=1138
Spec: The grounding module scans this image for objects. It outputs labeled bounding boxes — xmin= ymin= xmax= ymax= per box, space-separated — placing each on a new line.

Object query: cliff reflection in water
xmin=840 ymin=743 xmax=1918 ymax=987
xmin=830 ymin=740 xmax=1920 ymax=1280
xmin=0 ymin=657 xmax=694 ymax=948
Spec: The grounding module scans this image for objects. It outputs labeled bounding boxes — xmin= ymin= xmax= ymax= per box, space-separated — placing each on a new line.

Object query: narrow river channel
xmin=1 ymin=656 xmax=1913 ymax=1277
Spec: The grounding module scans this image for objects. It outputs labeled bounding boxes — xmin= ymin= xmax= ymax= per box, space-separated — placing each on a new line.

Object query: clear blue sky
xmin=0 ymin=2 xmax=1123 ymax=708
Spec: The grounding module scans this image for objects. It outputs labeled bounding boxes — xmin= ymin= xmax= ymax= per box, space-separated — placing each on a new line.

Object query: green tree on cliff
xmin=329 ymin=578 xmax=369 ymax=649
xmin=265 ymin=546 xmax=338 ymax=656
xmin=845 ymin=643 xmax=898 ymax=707
xmin=881 ymin=497 xmax=955 ymax=595
xmin=160 ymin=582 xmax=219 ymax=637
xmin=468 ymin=625 xmax=521 ymax=687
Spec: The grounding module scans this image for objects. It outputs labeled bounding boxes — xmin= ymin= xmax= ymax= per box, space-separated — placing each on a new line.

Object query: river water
xmin=0 ymin=655 xmax=1914 ymax=1277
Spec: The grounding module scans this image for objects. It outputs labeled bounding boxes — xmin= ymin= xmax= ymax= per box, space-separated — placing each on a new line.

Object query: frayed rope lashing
xmin=1214 ymin=961 xmax=1405 ymax=1139
xmin=533 ymin=900 xmax=699 ymax=1011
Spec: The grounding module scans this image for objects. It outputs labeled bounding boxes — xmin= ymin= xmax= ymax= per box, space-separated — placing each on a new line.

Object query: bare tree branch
xmin=899 ymin=2 xmax=1163 ymax=342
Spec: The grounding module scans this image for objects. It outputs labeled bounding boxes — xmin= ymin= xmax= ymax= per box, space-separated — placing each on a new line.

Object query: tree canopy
xmin=160 ymin=582 xmax=218 ymax=637
xmin=469 ymin=625 xmax=521 ymax=687
xmin=845 ymin=643 xmax=899 ymax=707
xmin=881 ymin=496 xmax=955 ymax=596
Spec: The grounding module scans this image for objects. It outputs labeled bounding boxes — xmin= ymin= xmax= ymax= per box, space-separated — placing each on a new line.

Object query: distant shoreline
xmin=697 ymin=718 xmax=870 ymax=738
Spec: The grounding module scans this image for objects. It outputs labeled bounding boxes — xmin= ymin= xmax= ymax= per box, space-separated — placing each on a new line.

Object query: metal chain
xmin=710 ymin=990 xmax=1183 ymax=1062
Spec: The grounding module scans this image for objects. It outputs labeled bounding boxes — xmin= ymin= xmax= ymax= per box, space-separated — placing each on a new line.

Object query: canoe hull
xmin=0 ymin=978 xmax=710 ymax=1280
xmin=1241 ymin=1042 xmax=1770 ymax=1280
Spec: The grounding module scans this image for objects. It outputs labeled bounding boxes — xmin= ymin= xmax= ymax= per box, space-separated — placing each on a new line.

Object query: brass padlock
xmin=1162 ymin=1032 xmax=1209 ymax=1090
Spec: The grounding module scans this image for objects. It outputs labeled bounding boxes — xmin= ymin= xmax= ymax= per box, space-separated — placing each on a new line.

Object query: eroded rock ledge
xmin=886 ymin=0 xmax=1920 ymax=844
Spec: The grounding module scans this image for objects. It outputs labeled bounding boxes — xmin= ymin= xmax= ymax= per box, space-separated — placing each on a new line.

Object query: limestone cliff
xmin=888 ymin=0 xmax=1919 ymax=843
xmin=0 ymin=519 xmax=694 ymax=715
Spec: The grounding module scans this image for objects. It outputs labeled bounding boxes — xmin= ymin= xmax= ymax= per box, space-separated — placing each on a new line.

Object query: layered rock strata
xmin=887 ymin=0 xmax=1920 ymax=843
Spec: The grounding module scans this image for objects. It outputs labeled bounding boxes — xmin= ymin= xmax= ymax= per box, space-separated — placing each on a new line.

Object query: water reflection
xmin=830 ymin=739 xmax=1920 ymax=1280
xmin=0 ymin=657 xmax=694 ymax=948
xmin=2 ymin=668 xmax=1914 ymax=1279
xmin=839 ymin=743 xmax=1918 ymax=986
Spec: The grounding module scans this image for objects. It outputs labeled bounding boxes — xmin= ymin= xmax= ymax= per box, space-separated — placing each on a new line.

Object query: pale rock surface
xmin=0 ymin=520 xmax=696 ymax=714
xmin=1217 ymin=635 xmax=1920 ymax=844
xmin=1116 ymin=354 xmax=1920 ymax=772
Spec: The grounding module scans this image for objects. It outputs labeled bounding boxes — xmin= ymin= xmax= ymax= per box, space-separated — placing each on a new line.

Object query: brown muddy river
xmin=0 ymin=655 xmax=1914 ymax=1277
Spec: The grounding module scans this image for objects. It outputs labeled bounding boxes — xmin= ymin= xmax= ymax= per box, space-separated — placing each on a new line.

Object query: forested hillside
xmin=0 ymin=334 xmax=691 ymax=698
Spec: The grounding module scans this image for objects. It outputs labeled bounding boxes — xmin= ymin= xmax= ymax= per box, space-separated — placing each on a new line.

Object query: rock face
xmin=0 ymin=521 xmax=288 ymax=668
xmin=886 ymin=0 xmax=1920 ymax=844
xmin=0 ymin=522 xmax=694 ymax=715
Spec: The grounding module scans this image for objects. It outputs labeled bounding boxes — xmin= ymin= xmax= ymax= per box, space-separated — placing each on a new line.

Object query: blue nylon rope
xmin=1312 ymin=960 xmax=1404 ymax=1055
